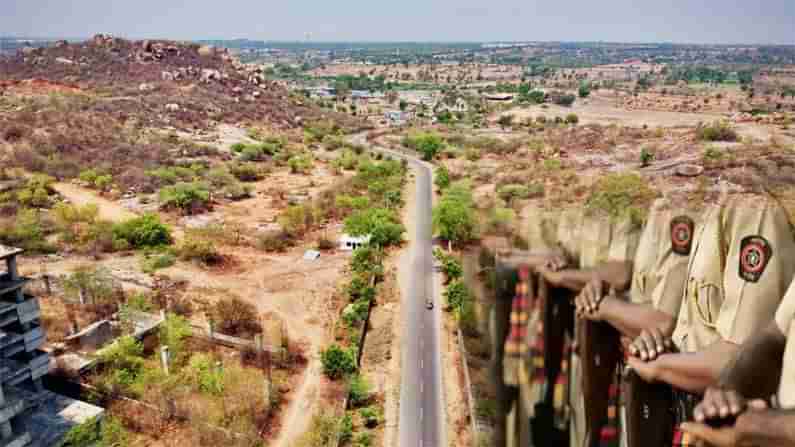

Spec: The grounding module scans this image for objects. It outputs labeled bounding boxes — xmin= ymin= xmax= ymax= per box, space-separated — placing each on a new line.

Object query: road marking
xmin=420 ymin=407 xmax=424 ymax=421
xmin=421 ymin=359 xmax=424 ymax=369
xmin=421 ymin=381 xmax=424 ymax=393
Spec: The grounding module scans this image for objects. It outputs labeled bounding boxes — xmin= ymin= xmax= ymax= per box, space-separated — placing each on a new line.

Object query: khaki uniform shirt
xmin=774 ymin=280 xmax=795 ymax=408
xmin=629 ymin=199 xmax=697 ymax=317
xmin=673 ymin=194 xmax=795 ymax=352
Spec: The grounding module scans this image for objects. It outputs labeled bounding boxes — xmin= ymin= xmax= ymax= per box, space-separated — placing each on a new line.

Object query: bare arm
xmin=737 ymin=409 xmax=795 ymax=446
xmin=629 ymin=340 xmax=739 ymax=393
xmin=718 ymin=321 xmax=787 ymax=399
xmin=540 ymin=261 xmax=633 ymax=294
xmin=597 ymin=296 xmax=675 ymax=340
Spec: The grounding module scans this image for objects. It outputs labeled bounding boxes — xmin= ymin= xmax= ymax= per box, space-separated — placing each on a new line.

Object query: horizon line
xmin=2 ymin=35 xmax=794 ymax=48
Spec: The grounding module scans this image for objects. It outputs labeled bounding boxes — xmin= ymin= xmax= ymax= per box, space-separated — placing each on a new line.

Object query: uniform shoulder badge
xmin=670 ymin=216 xmax=694 ymax=256
xmin=739 ymin=235 xmax=773 ymax=283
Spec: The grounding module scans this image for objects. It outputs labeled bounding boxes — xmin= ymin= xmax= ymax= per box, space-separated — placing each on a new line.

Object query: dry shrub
xmin=209 ymin=296 xmax=262 ymax=339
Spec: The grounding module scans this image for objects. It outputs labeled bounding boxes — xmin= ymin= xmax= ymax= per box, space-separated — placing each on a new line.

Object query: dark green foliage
xmin=433 ymin=248 xmax=463 ymax=282
xmin=444 ymin=280 xmax=470 ymax=313
xmin=640 ymin=147 xmax=655 ymax=167
xmin=321 ymin=344 xmax=357 ymax=379
xmin=578 ymin=83 xmax=591 ymax=98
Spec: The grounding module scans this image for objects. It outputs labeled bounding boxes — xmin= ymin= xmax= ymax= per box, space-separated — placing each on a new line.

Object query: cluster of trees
xmin=432 ymin=182 xmax=477 ymax=249
xmin=666 ymin=66 xmax=754 ymax=85
xmin=402 ymin=132 xmax=445 ymax=161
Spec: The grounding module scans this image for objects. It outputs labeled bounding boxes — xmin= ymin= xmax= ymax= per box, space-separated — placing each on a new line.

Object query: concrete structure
xmin=1 ymin=245 xmax=49 ymax=447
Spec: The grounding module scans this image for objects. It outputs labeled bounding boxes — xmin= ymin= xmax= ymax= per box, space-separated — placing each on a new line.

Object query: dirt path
xmin=52 ymin=182 xmax=137 ymax=222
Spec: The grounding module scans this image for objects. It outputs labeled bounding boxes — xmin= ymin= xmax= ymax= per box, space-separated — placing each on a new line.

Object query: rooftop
xmin=0 ymin=244 xmax=22 ymax=261
xmin=25 ymin=390 xmax=105 ymax=447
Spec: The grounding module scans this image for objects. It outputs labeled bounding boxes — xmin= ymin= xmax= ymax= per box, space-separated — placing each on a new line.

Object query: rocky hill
xmin=0 ymin=34 xmax=360 ymax=131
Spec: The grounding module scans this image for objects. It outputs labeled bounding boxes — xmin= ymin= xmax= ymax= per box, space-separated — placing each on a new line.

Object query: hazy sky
xmin=3 ymin=0 xmax=794 ymax=44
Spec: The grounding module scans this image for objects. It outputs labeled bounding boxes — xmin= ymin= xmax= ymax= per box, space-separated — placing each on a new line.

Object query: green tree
xmin=321 ymin=344 xmax=356 ymax=379
xmin=578 ymin=83 xmax=591 ymax=98
xmin=434 ymin=165 xmax=451 ymax=190
xmin=112 ymin=214 xmax=172 ymax=248
xmin=432 ymin=184 xmax=477 ymax=248
xmin=344 ymin=208 xmax=404 ymax=247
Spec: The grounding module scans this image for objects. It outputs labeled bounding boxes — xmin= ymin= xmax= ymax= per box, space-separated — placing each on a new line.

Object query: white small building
xmin=339 ymin=234 xmax=371 ymax=251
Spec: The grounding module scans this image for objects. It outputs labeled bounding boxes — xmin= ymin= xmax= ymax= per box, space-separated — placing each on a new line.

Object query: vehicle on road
xmin=426 ymin=299 xmax=434 ymax=310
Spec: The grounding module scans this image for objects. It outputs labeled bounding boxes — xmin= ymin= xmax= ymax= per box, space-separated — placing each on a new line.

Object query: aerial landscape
xmin=1 ymin=2 xmax=795 ymax=447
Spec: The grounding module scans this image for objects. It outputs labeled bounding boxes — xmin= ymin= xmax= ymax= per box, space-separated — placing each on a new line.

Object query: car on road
xmin=425 ymin=299 xmax=434 ymax=309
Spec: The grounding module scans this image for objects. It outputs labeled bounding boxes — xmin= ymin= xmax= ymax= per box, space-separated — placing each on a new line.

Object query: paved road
xmin=352 ymin=134 xmax=444 ymax=447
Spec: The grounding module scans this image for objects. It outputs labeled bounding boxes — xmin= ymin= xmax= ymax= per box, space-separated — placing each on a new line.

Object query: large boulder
xmin=200 ymin=68 xmax=222 ymax=83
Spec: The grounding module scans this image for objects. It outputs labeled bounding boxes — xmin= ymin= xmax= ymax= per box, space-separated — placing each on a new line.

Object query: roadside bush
xmin=444 ymin=280 xmax=470 ymax=314
xmin=342 ymin=299 xmax=371 ymax=327
xmin=435 ymin=165 xmax=451 ymax=190
xmin=347 ymin=373 xmax=372 ymax=406
xmin=320 ymin=344 xmax=356 ymax=379
xmin=433 ymin=248 xmax=463 ymax=282
xmin=402 ymin=132 xmax=444 ymax=161
xmin=355 ymin=432 xmax=373 ymax=447
xmin=112 ymin=214 xmax=172 ymax=248
xmin=159 ymin=182 xmax=211 ymax=214
xmin=351 ymin=245 xmax=384 ymax=277
xmin=697 ymin=120 xmax=738 ymax=142
xmin=346 ymin=274 xmax=376 ymax=302
xmin=433 ymin=183 xmax=477 ymax=247
xmin=360 ymin=406 xmax=380 ymax=428
xmin=343 ymin=207 xmax=404 ymax=247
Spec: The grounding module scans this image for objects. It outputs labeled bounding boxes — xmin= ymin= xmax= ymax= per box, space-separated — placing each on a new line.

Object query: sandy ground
xmin=24 ymin=125 xmax=355 ymax=447
xmin=53 ymin=182 xmax=138 ymax=222
xmin=500 ymin=99 xmax=725 ymax=129
xmin=498 ymin=96 xmax=790 ymax=144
